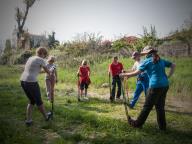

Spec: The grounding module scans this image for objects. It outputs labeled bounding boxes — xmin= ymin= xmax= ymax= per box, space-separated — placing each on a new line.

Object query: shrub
xmin=14 ymin=50 xmax=33 ymax=64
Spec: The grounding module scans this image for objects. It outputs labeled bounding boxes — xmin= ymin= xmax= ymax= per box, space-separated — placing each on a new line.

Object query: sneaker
xmin=84 ymin=97 xmax=89 ymax=101
xmin=25 ymin=120 xmax=33 ymax=126
xmin=45 ymin=111 xmax=52 ymax=121
xmin=110 ymin=96 xmax=114 ymax=102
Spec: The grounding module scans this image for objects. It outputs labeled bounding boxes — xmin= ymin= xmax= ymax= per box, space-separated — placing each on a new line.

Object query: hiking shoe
xmin=84 ymin=97 xmax=89 ymax=101
xmin=25 ymin=120 xmax=33 ymax=126
xmin=110 ymin=96 xmax=114 ymax=102
xmin=128 ymin=116 xmax=141 ymax=128
xmin=116 ymin=97 xmax=122 ymax=102
xmin=45 ymin=111 xmax=52 ymax=121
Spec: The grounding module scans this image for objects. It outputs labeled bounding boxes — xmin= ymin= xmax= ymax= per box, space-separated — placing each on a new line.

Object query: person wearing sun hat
xmin=128 ymin=51 xmax=149 ymax=108
xmin=120 ymin=45 xmax=176 ymax=130
xmin=45 ymin=55 xmax=58 ymax=102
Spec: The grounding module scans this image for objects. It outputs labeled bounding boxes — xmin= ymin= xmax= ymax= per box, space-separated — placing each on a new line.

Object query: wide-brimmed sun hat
xmin=141 ymin=45 xmax=158 ymax=54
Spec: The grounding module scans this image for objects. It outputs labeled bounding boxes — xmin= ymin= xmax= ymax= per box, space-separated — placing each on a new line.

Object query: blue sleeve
xmin=163 ymin=59 xmax=172 ymax=67
xmin=138 ymin=60 xmax=147 ymax=72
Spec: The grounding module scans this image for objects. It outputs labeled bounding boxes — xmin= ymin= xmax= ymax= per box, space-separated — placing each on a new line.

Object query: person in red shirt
xmin=108 ymin=56 xmax=124 ymax=102
xmin=77 ymin=60 xmax=91 ymax=101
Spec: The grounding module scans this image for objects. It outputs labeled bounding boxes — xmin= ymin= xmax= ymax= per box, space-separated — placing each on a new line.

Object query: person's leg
xmin=50 ymin=80 xmax=55 ymax=102
xmin=143 ymin=81 xmax=149 ymax=96
xmin=32 ymin=82 xmax=51 ymax=120
xmin=155 ymin=87 xmax=169 ymax=130
xmin=84 ymin=83 xmax=88 ymax=97
xmin=80 ymin=82 xmax=84 ymax=98
xmin=85 ymin=88 xmax=87 ymax=97
xmin=130 ymin=83 xmax=144 ymax=108
xmin=111 ymin=77 xmax=117 ymax=100
xmin=116 ymin=77 xmax=121 ymax=99
xmin=37 ymin=104 xmax=47 ymax=119
xmin=135 ymin=88 xmax=157 ymax=127
xmin=45 ymin=79 xmax=51 ymax=101
xmin=84 ymin=84 xmax=89 ymax=100
xmin=26 ymin=104 xmax=33 ymax=121
xmin=21 ymin=81 xmax=35 ymax=122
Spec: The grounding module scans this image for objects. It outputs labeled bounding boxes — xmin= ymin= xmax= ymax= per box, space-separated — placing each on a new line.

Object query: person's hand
xmin=122 ymin=70 xmax=126 ymax=73
xmin=119 ymin=73 xmax=126 ymax=78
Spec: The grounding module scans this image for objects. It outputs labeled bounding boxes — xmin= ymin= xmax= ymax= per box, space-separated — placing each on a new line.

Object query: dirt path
xmin=83 ymin=90 xmax=192 ymax=114
xmin=56 ymin=85 xmax=192 ymax=114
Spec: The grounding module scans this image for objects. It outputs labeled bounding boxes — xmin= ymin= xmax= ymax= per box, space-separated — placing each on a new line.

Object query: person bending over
xmin=120 ymin=46 xmax=175 ymax=130
xmin=20 ymin=47 xmax=52 ymax=126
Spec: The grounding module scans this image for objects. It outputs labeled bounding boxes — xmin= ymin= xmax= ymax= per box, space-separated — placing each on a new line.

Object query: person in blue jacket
xmin=129 ymin=51 xmax=149 ymax=108
xmin=120 ymin=46 xmax=176 ymax=130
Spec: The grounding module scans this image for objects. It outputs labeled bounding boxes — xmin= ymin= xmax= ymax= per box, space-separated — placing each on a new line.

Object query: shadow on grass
xmin=53 ymin=101 xmax=192 ymax=144
xmin=0 ymin=82 xmax=192 ymax=144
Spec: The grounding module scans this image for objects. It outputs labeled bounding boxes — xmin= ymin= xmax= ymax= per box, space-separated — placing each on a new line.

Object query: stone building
xmin=12 ymin=27 xmax=48 ymax=49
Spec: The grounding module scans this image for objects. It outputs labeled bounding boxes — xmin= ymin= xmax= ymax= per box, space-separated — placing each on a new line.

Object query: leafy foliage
xmin=14 ymin=50 xmax=33 ymax=64
xmin=48 ymin=31 xmax=60 ymax=48
xmin=15 ymin=0 xmax=37 ymax=48
xmin=0 ymin=39 xmax=13 ymax=65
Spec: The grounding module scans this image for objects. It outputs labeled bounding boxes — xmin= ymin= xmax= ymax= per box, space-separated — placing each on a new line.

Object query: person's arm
xmin=108 ymin=64 xmax=111 ymax=76
xmin=168 ymin=63 xmax=176 ymax=78
xmin=55 ymin=68 xmax=58 ymax=83
xmin=121 ymin=63 xmax=125 ymax=73
xmin=120 ymin=69 xmax=142 ymax=78
xmin=77 ymin=67 xmax=80 ymax=77
xmin=88 ymin=67 xmax=90 ymax=77
xmin=131 ymin=62 xmax=137 ymax=71
xmin=42 ymin=66 xmax=50 ymax=76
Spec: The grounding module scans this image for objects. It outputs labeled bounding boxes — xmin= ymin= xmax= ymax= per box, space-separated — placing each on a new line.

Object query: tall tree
xmin=48 ymin=31 xmax=60 ymax=48
xmin=15 ymin=0 xmax=36 ymax=48
xmin=4 ymin=39 xmax=12 ymax=54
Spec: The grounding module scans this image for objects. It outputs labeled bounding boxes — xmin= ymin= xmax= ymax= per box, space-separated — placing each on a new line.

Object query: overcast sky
xmin=0 ymin=0 xmax=192 ymax=45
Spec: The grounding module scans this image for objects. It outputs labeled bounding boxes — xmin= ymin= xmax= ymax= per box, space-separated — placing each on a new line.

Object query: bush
xmin=0 ymin=53 xmax=12 ymax=65
xmin=14 ymin=50 xmax=33 ymax=64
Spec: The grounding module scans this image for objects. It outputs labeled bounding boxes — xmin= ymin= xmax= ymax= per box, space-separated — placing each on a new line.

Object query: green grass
xmin=0 ymin=57 xmax=192 ymax=144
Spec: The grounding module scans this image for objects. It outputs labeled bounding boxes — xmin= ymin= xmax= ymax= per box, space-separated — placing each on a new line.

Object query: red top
xmin=109 ymin=62 xmax=123 ymax=77
xmin=79 ymin=66 xmax=90 ymax=83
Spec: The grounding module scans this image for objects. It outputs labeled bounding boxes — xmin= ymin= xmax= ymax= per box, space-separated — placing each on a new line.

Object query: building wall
xmin=157 ymin=41 xmax=192 ymax=57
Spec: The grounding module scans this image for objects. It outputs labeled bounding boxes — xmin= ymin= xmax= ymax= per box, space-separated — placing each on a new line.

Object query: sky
xmin=0 ymin=0 xmax=192 ymax=46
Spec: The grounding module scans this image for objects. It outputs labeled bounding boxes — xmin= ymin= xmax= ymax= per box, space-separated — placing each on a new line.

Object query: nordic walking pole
xmin=121 ymin=78 xmax=129 ymax=123
xmin=51 ymin=100 xmax=54 ymax=119
xmin=77 ymin=74 xmax=80 ymax=102
xmin=124 ymin=78 xmax=130 ymax=104
xmin=109 ymin=73 xmax=112 ymax=99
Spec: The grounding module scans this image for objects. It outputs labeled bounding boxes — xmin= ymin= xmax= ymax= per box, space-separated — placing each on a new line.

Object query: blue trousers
xmin=130 ymin=81 xmax=149 ymax=108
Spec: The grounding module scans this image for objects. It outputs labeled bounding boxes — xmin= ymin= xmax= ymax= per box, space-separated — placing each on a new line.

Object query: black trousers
xmin=136 ymin=86 xmax=169 ymax=130
xmin=111 ymin=75 xmax=121 ymax=100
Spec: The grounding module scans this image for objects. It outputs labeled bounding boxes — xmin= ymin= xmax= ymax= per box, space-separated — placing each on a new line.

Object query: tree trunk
xmin=187 ymin=42 xmax=191 ymax=56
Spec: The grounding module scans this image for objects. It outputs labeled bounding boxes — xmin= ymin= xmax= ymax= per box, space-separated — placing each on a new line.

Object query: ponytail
xmin=152 ymin=51 xmax=160 ymax=63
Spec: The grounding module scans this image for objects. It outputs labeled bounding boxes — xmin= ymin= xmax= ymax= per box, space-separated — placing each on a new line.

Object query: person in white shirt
xmin=20 ymin=47 xmax=52 ymax=126
xmin=128 ymin=51 xmax=149 ymax=108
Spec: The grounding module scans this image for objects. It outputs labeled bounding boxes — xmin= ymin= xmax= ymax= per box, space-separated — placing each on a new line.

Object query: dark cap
xmin=131 ymin=51 xmax=140 ymax=59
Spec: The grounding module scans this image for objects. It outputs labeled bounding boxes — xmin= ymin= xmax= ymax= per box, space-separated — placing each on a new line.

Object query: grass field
xmin=0 ymin=57 xmax=192 ymax=144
